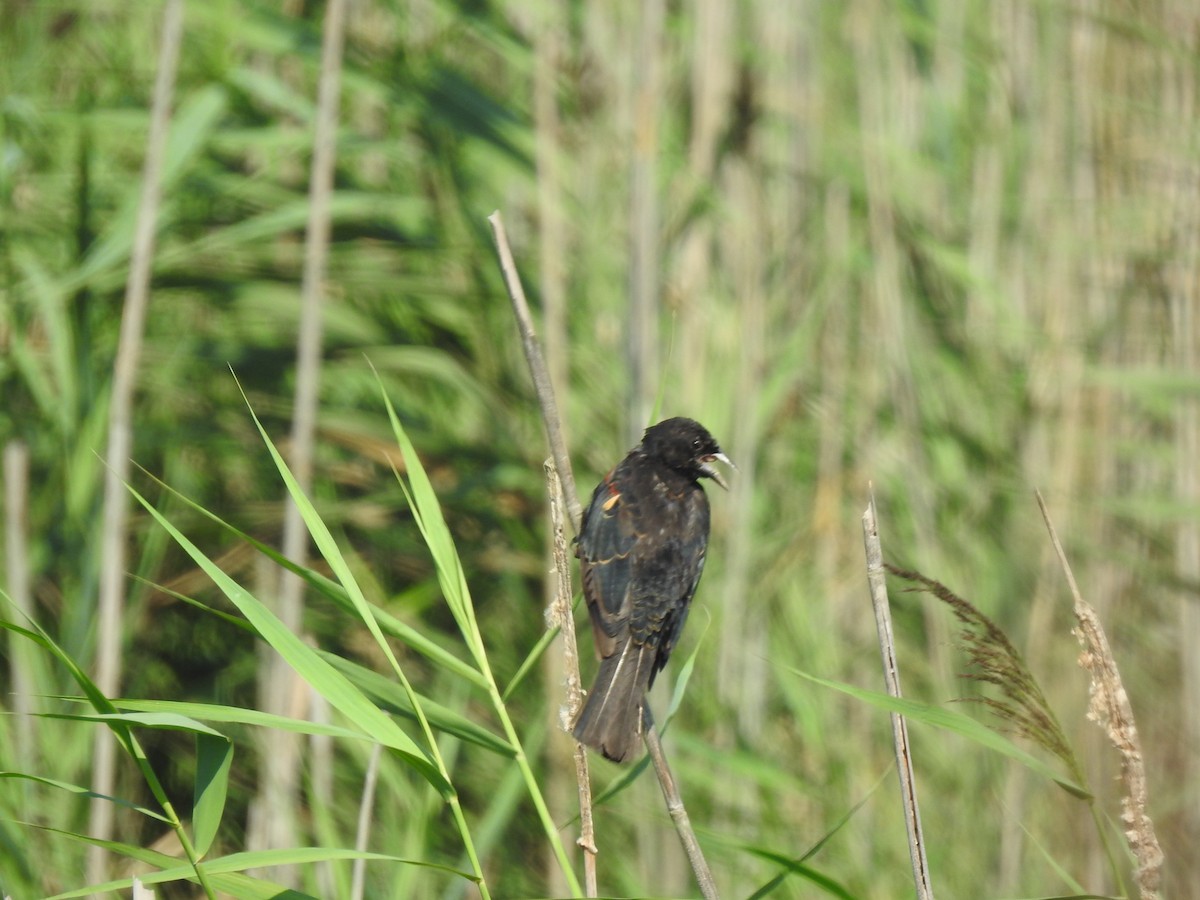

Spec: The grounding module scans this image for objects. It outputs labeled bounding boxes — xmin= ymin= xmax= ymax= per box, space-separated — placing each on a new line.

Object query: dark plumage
xmin=571 ymin=417 xmax=732 ymax=762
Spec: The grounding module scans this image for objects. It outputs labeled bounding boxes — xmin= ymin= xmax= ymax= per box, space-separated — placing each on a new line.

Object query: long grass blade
xmin=785 ymin=667 xmax=1091 ymax=799
xmin=376 ymin=380 xmax=582 ymax=897
xmin=130 ymin=470 xmax=485 ymax=687
xmin=107 ymin=698 xmax=376 ymax=741
xmin=0 ymin=773 xmax=168 ymax=822
xmin=232 ymin=380 xmax=493 ymax=893
xmin=1 ymin=612 xmax=213 ymax=893
xmin=124 ymin=483 xmax=450 ymax=796
xmin=45 ymin=841 xmax=475 ymax=900
xmin=319 ymin=652 xmax=513 ymax=756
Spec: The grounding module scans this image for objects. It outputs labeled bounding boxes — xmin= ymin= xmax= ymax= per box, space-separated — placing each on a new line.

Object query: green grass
xmin=1 ymin=1 xmax=1194 ymax=897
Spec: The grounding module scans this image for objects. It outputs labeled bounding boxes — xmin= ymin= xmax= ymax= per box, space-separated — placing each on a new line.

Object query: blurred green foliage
xmin=1 ymin=0 xmax=1197 ymax=897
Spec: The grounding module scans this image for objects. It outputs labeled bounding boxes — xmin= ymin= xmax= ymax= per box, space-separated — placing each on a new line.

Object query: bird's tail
xmin=572 ymin=640 xmax=656 ymax=763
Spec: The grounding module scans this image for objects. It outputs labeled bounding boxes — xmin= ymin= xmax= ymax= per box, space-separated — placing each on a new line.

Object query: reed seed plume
xmin=885 ymin=564 xmax=1086 ymax=790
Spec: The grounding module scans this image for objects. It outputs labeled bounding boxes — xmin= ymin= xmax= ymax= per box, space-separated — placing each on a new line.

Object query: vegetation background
xmin=1 ymin=0 xmax=1196 ymax=897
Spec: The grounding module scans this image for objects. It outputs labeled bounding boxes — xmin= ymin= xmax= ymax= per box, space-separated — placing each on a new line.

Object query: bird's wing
xmin=631 ymin=486 xmax=710 ymax=679
xmin=577 ymin=464 xmax=641 ymax=658
xmin=652 ymin=542 xmax=705 ymax=667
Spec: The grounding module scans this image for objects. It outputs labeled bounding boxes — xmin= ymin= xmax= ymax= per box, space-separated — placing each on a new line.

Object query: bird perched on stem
xmin=572 ymin=417 xmax=733 ymax=762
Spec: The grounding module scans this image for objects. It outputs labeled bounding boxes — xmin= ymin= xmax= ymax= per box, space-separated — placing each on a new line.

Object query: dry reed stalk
xmin=1157 ymin=3 xmax=1200 ymax=862
xmin=350 ymin=743 xmax=383 ymax=900
xmin=716 ymin=162 xmax=766 ymax=738
xmin=1170 ymin=206 xmax=1200 ymax=882
xmin=1037 ymin=492 xmax=1164 ymax=900
xmin=862 ymin=494 xmax=933 ymax=900
xmin=545 ymin=460 xmax=597 ymax=897
xmin=88 ymin=0 xmax=184 ymax=882
xmin=248 ymin=0 xmax=347 ymax=883
xmin=487 ymin=212 xmax=581 ymax=533
xmin=642 ymin=707 xmax=719 ymax=900
xmin=531 ymin=20 xmax=578 ymax=892
xmin=1001 ymin=3 xmax=1094 ymax=884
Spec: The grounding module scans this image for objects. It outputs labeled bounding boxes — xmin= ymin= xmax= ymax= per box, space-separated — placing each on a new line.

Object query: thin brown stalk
xmin=87 ymin=0 xmax=184 ymax=882
xmin=862 ymin=493 xmax=933 ymax=900
xmin=489 ymin=211 xmax=716 ymax=897
xmin=487 ymin=211 xmax=581 ymax=533
xmin=642 ymin=707 xmax=718 ymax=900
xmin=545 ymin=459 xmax=597 ymax=897
xmin=1037 ymin=491 xmax=1164 ymax=900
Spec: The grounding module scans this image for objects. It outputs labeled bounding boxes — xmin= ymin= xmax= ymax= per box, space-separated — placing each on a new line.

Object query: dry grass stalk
xmin=1037 ymin=492 xmax=1164 ymax=900
xmin=545 ymin=459 xmax=598 ymax=897
xmin=641 ymin=708 xmax=719 ymax=900
xmin=252 ymin=0 xmax=348 ymax=881
xmin=89 ymin=0 xmax=185 ymax=882
xmin=487 ymin=211 xmax=581 ymax=534
xmin=863 ymin=497 xmax=933 ymax=900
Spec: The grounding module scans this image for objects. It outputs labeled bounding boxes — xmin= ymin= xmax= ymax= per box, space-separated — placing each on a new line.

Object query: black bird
xmin=572 ymin=417 xmax=732 ymax=762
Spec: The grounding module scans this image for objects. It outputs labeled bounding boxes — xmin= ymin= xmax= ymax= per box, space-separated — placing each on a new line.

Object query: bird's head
xmin=642 ymin=417 xmax=735 ymax=489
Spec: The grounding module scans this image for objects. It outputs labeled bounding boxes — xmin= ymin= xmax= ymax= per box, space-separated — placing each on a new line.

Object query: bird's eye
xmin=692 ymin=438 xmax=702 ymax=449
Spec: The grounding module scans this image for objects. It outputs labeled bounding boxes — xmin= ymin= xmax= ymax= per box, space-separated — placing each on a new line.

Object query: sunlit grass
xmin=1 ymin=0 xmax=1191 ymax=896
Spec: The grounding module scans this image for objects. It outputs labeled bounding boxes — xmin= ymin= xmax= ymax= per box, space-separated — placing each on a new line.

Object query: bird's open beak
xmin=700 ymin=452 xmax=736 ymax=490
